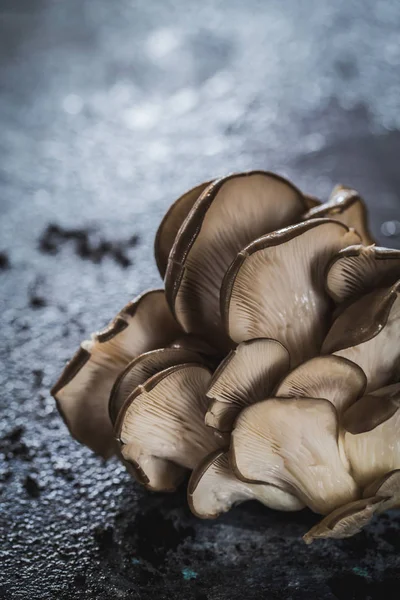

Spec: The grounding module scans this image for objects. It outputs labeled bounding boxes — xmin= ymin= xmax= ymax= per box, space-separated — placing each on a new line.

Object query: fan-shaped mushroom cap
xmin=343 ymin=384 xmax=400 ymax=488
xmin=116 ymin=363 xmax=223 ymax=491
xmin=222 ymin=219 xmax=360 ymax=366
xmin=165 ymin=171 xmax=308 ymax=352
xmin=363 ymin=469 xmax=400 ymax=512
xmin=322 ymin=281 xmax=400 ymax=392
xmin=188 ymin=450 xmax=304 ymax=519
xmin=303 ymin=184 xmax=374 ymax=245
xmin=275 ymin=356 xmax=367 ymax=415
xmin=231 ymin=397 xmax=359 ymax=514
xmin=52 ymin=290 xmax=182 ymax=458
xmin=205 ymin=338 xmax=290 ymax=432
xmin=108 ymin=347 xmax=201 ymax=424
xmin=303 ymin=497 xmax=384 ymax=544
xmin=326 ymin=245 xmax=400 ymax=304
xmin=155 ymin=180 xmax=213 ymax=278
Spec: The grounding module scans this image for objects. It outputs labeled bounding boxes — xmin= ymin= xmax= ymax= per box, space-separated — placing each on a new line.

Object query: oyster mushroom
xmin=303 ymin=184 xmax=374 ymax=245
xmin=275 ymin=355 xmax=367 ymax=415
xmin=205 ymin=338 xmax=290 ymax=433
xmin=51 ymin=290 xmax=181 ymax=457
xmin=231 ymin=397 xmax=359 ymax=514
xmin=115 ymin=363 xmax=224 ymax=491
xmin=165 ymin=171 xmax=308 ymax=351
xmin=363 ymin=469 xmax=400 ymax=512
xmin=326 ymin=244 xmax=400 ymax=304
xmin=343 ymin=383 xmax=400 ymax=487
xmin=108 ymin=347 xmax=202 ymax=424
xmin=222 ymin=219 xmax=360 ymax=366
xmin=188 ymin=450 xmax=304 ymax=519
xmin=322 ymin=280 xmax=400 ymax=391
xmin=155 ymin=180 xmax=213 ymax=278
xmin=303 ymin=496 xmax=384 ymax=543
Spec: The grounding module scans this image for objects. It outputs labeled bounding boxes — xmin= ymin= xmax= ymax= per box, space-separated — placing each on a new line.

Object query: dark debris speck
xmin=38 ymin=223 xmax=138 ymax=268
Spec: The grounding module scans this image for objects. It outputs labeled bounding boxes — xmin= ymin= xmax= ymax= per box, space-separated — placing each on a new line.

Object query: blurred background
xmin=1 ymin=1 xmax=400 ymax=599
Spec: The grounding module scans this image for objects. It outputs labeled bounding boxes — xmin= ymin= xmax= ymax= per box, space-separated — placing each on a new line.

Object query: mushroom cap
xmin=165 ymin=171 xmax=308 ymax=352
xmin=205 ymin=338 xmax=290 ymax=433
xmin=52 ymin=290 xmax=181 ymax=457
xmin=275 ymin=355 xmax=367 ymax=415
xmin=221 ymin=219 xmax=360 ymax=366
xmin=115 ymin=363 xmax=223 ymax=491
xmin=188 ymin=450 xmax=304 ymax=519
xmin=326 ymin=244 xmax=400 ymax=304
xmin=322 ymin=280 xmax=400 ymax=392
xmin=303 ymin=496 xmax=384 ymax=543
xmin=344 ymin=386 xmax=400 ymax=487
xmin=108 ymin=346 xmax=202 ymax=424
xmin=230 ymin=397 xmax=359 ymax=514
xmin=363 ymin=469 xmax=400 ymax=512
xmin=303 ymin=184 xmax=374 ymax=245
xmin=154 ymin=180 xmax=213 ymax=279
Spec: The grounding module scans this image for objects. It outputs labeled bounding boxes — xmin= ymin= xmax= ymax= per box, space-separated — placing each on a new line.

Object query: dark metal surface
xmin=1 ymin=1 xmax=400 ymax=599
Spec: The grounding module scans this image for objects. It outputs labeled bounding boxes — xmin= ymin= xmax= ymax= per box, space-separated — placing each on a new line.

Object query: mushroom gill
xmin=222 ymin=219 xmax=360 ymax=366
xmin=116 ymin=363 xmax=224 ymax=491
xmin=52 ymin=290 xmax=181 ymax=457
xmin=188 ymin=450 xmax=304 ymax=519
xmin=231 ymin=397 xmax=359 ymax=514
xmin=205 ymin=338 xmax=290 ymax=433
xmin=165 ymin=171 xmax=308 ymax=351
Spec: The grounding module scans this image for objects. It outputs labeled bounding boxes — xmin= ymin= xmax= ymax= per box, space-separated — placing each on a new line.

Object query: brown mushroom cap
xmin=188 ymin=450 xmax=304 ymax=519
xmin=303 ymin=496 xmax=384 ymax=543
xmin=205 ymin=338 xmax=290 ymax=433
xmin=342 ymin=382 xmax=400 ymax=435
xmin=116 ymin=363 xmax=223 ymax=491
xmin=344 ymin=388 xmax=400 ymax=487
xmin=326 ymin=244 xmax=400 ymax=304
xmin=231 ymin=397 xmax=359 ymax=514
xmin=51 ymin=290 xmax=182 ymax=458
xmin=363 ymin=469 xmax=400 ymax=512
xmin=154 ymin=180 xmax=213 ymax=279
xmin=222 ymin=219 xmax=360 ymax=366
xmin=275 ymin=355 xmax=367 ymax=415
xmin=303 ymin=184 xmax=374 ymax=245
xmin=165 ymin=171 xmax=308 ymax=352
xmin=322 ymin=281 xmax=400 ymax=392
xmin=304 ymin=194 xmax=321 ymax=209
xmin=108 ymin=347 xmax=202 ymax=424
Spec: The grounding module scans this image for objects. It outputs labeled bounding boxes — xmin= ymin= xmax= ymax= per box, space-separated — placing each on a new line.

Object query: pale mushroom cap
xmin=116 ymin=363 xmax=223 ymax=491
xmin=326 ymin=244 xmax=400 ymax=304
xmin=165 ymin=171 xmax=308 ymax=351
xmin=303 ymin=184 xmax=374 ymax=245
xmin=231 ymin=397 xmax=359 ymax=514
xmin=303 ymin=496 xmax=384 ymax=544
xmin=154 ymin=180 xmax=213 ymax=279
xmin=188 ymin=450 xmax=304 ymax=519
xmin=108 ymin=347 xmax=202 ymax=424
xmin=344 ymin=394 xmax=400 ymax=488
xmin=322 ymin=281 xmax=400 ymax=392
xmin=205 ymin=338 xmax=290 ymax=432
xmin=52 ymin=290 xmax=181 ymax=457
xmin=363 ymin=469 xmax=400 ymax=512
xmin=222 ymin=219 xmax=360 ymax=366
xmin=275 ymin=355 xmax=367 ymax=415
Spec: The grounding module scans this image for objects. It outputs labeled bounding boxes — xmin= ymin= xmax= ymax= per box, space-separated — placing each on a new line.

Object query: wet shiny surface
xmin=1 ymin=1 xmax=400 ymax=598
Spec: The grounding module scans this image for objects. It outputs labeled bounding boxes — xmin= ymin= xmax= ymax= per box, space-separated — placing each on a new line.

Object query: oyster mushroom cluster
xmin=52 ymin=172 xmax=400 ymax=543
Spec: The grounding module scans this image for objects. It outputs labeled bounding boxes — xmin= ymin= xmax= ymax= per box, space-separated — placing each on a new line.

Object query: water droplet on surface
xmin=123 ymin=104 xmax=160 ymax=130
xmin=381 ymin=220 xmax=400 ymax=237
xmin=146 ymin=28 xmax=180 ymax=60
xmin=62 ymin=94 xmax=83 ymax=115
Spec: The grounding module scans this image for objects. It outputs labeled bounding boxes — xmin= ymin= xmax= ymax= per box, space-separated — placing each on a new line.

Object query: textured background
xmin=1 ymin=1 xmax=400 ymax=599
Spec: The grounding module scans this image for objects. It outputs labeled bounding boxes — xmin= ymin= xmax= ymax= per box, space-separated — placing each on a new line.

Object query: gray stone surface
xmin=1 ymin=1 xmax=400 ymax=599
